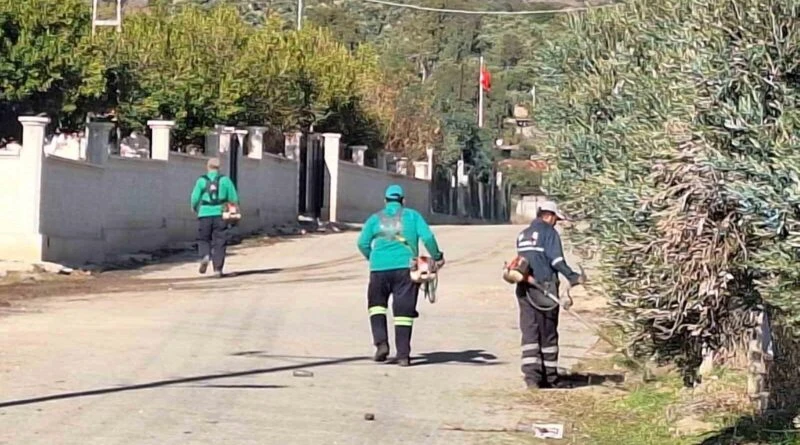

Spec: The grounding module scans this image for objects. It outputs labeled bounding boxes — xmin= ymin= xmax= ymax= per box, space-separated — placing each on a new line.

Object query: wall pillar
xmin=449 ymin=175 xmax=457 ymax=215
xmin=222 ymin=127 xmax=235 ymax=153
xmin=456 ymin=160 xmax=468 ymax=216
xmin=4 ymin=116 xmax=51 ymax=262
xmin=147 ymin=120 xmax=175 ymax=161
xmin=413 ymin=161 xmax=429 ymax=180
xmin=396 ymin=157 xmax=409 ymax=175
xmin=496 ymin=171 xmax=505 ymax=220
xmin=19 ymin=116 xmax=49 ymax=235
xmin=234 ymin=129 xmax=248 ymax=155
xmin=205 ymin=126 xmax=222 ymax=158
xmin=322 ymin=132 xmax=342 ymax=222
xmin=377 ymin=153 xmax=388 ymax=171
xmin=350 ymin=145 xmax=367 ymax=166
xmin=457 ymin=159 xmax=469 ymax=186
xmin=247 ymin=126 xmax=267 ymax=160
xmin=284 ymin=131 xmax=302 ymax=160
xmin=86 ymin=121 xmax=114 ymax=165
xmin=426 ymin=147 xmax=434 ymax=179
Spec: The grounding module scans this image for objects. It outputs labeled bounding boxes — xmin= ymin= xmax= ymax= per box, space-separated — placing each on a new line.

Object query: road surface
xmin=0 ymin=225 xmax=598 ymax=445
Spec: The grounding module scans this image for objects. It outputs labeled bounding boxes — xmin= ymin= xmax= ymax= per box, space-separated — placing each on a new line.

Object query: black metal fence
xmin=431 ymin=164 xmax=511 ymax=222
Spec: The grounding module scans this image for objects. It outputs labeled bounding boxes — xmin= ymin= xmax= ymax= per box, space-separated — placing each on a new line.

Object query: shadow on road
xmin=414 ymin=349 xmax=503 ymax=366
xmin=186 ymin=384 xmax=288 ymax=390
xmin=0 ymin=355 xmax=367 ymax=409
xmin=224 ymin=268 xmax=282 ymax=278
xmin=559 ymin=372 xmax=625 ymax=388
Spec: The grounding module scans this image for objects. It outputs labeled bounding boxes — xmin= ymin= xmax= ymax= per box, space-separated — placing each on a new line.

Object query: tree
xmin=97 ymin=4 xmax=382 ymax=144
xmin=0 ymin=0 xmax=107 ymax=134
xmin=100 ymin=4 xmax=250 ymax=142
xmin=530 ymin=0 xmax=800 ymax=383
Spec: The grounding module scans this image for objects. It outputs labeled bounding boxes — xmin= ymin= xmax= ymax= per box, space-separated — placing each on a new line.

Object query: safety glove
xmin=557 ymin=282 xmax=574 ymax=309
xmin=559 ymin=293 xmax=574 ymax=310
xmin=435 ymin=252 xmax=446 ymax=269
xmin=569 ymin=266 xmax=588 ymax=287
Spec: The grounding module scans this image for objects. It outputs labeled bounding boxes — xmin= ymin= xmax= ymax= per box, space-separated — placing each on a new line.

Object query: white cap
xmin=538 ymin=200 xmax=567 ymax=221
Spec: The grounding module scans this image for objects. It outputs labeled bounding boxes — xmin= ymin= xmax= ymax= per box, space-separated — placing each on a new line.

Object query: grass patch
xmin=573 ymin=378 xmax=691 ymax=445
xmin=513 ymin=361 xmax=799 ymax=445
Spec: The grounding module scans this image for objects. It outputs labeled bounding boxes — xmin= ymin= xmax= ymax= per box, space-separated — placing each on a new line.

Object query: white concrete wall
xmin=39 ymin=157 xmax=107 ymax=264
xmin=238 ymin=154 xmax=301 ymax=233
xmin=0 ymin=117 xmax=50 ymax=262
xmin=336 ymin=161 xmax=432 ymax=223
xmin=3 ymin=120 xmax=504 ymax=265
xmin=0 ymin=151 xmax=38 ymax=260
xmin=514 ymin=195 xmax=545 ymax=224
xmin=103 ymin=157 xmax=172 ymax=255
xmin=165 ymin=153 xmax=210 ymax=241
xmin=5 ymin=139 xmax=300 ymax=265
xmin=0 ymin=151 xmax=23 ymax=224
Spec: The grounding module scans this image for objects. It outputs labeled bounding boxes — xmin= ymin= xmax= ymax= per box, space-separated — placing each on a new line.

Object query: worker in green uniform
xmin=190 ymin=158 xmax=239 ymax=278
xmin=357 ymin=185 xmax=444 ymax=366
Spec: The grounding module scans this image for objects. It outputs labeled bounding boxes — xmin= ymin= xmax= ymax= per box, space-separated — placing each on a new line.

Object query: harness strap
xmin=200 ymin=174 xmax=225 ymax=207
xmin=375 ymin=208 xmax=440 ymax=303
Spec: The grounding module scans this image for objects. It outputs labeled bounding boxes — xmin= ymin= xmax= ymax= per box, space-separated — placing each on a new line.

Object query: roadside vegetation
xmin=3 ymin=0 xmax=799 ymax=440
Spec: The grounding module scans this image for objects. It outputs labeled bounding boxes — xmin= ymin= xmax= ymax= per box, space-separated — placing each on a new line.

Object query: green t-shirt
xmin=356 ymin=202 xmax=443 ymax=272
xmin=190 ymin=171 xmax=240 ymax=218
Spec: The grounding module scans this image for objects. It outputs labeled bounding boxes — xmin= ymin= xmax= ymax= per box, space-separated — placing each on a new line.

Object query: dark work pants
xmin=517 ymin=295 xmax=560 ymax=386
xmin=367 ymin=269 xmax=420 ymax=359
xmin=197 ymin=216 xmax=228 ymax=272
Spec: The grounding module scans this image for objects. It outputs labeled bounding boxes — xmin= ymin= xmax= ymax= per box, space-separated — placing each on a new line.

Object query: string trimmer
xmin=411 ymin=257 xmax=444 ymax=303
xmin=504 ymin=259 xmax=653 ymax=380
xmin=525 ymin=277 xmax=653 ymax=381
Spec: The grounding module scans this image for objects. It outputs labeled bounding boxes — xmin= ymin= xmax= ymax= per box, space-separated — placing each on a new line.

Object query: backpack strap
xmin=376 ymin=209 xmax=415 ymax=253
xmin=200 ymin=174 xmax=225 ymax=207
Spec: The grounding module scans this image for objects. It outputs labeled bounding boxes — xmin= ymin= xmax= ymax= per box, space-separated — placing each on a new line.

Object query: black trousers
xmin=367 ymin=269 xmax=420 ymax=359
xmin=197 ymin=216 xmax=228 ymax=271
xmin=517 ymin=295 xmax=560 ymax=385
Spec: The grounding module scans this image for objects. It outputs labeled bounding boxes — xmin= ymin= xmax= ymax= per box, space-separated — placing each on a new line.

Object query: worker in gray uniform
xmin=515 ymin=200 xmax=585 ymax=389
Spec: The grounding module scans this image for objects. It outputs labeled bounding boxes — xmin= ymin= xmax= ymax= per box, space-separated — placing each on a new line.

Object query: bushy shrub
xmin=531 ymin=0 xmax=800 ymax=381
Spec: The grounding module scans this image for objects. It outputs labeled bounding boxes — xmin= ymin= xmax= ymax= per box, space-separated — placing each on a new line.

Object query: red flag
xmin=480 ymin=65 xmax=491 ymax=92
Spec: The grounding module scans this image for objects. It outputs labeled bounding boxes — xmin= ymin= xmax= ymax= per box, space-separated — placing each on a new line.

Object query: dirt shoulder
xmin=0 ymin=227 xmax=348 ymax=307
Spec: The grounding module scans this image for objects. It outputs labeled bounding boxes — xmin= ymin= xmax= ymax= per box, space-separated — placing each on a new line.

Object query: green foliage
xmin=104 ymin=5 xmax=251 ymax=141
xmin=531 ymin=0 xmax=800 ymax=379
xmin=301 ymin=0 xmax=555 ymax=169
xmin=0 ymin=0 xmax=106 ymax=131
xmin=0 ymin=0 xmax=382 ymax=144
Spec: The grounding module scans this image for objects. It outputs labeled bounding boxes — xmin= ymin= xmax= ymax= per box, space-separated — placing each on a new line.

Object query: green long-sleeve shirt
xmin=357 ymin=202 xmax=443 ymax=272
xmin=190 ymin=171 xmax=239 ymax=218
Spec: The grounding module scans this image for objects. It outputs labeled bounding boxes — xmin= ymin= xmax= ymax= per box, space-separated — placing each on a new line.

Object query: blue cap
xmin=385 ymin=185 xmax=404 ymax=200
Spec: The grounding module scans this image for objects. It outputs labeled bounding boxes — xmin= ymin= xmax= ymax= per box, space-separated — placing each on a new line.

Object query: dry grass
xmin=494 ymin=330 xmax=795 ymax=445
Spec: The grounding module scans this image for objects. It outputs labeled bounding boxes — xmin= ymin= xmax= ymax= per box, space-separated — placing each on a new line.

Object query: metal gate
xmin=297 ymin=133 xmax=325 ymax=219
xmin=228 ymin=132 xmax=241 ymax=188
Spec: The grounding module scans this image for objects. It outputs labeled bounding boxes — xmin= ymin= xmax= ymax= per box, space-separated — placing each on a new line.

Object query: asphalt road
xmin=0 ymin=225 xmax=597 ymax=445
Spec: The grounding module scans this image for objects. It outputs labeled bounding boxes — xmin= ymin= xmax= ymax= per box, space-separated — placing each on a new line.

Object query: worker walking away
xmin=515 ymin=200 xmax=585 ymax=389
xmin=191 ymin=158 xmax=240 ymax=278
xmin=357 ymin=185 xmax=445 ymax=367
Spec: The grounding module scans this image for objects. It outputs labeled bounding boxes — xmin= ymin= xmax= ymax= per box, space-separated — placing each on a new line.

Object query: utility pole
xmin=297 ymin=0 xmax=303 ymax=30
xmin=478 ymin=55 xmax=484 ymax=128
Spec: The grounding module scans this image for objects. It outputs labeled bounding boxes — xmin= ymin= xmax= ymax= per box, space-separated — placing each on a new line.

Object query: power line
xmin=359 ymin=0 xmax=621 ymax=15
xmin=144 ymin=0 xmax=621 ymax=14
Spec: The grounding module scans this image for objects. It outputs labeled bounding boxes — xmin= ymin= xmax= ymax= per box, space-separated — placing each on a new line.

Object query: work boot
xmin=374 ymin=343 xmax=390 ymax=362
xmin=199 ymin=255 xmax=210 ymax=274
xmin=525 ymin=379 xmax=543 ymax=390
xmin=396 ymin=357 xmax=411 ymax=367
